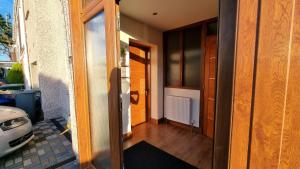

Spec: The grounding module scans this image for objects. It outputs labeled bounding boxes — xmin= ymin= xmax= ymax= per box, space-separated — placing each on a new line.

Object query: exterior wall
xmin=23 ymin=0 xmax=70 ymax=120
xmin=120 ymin=14 xmax=164 ymax=134
xmin=14 ymin=0 xmax=31 ymax=89
xmin=14 ymin=0 xmax=78 ymax=157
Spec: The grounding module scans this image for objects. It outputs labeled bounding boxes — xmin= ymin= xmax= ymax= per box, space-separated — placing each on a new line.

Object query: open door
xmin=69 ymin=0 xmax=122 ymax=168
xmin=129 ymin=45 xmax=148 ymax=126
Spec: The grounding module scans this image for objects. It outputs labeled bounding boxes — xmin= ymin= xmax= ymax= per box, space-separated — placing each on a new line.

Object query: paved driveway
xmin=0 ymin=117 xmax=78 ymax=169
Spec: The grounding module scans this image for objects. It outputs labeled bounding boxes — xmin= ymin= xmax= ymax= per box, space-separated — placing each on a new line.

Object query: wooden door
xmin=130 ymin=46 xmax=147 ymax=126
xmin=204 ymin=35 xmax=217 ymax=138
xmin=229 ymin=0 xmax=300 ymax=168
xmin=69 ymin=0 xmax=122 ymax=168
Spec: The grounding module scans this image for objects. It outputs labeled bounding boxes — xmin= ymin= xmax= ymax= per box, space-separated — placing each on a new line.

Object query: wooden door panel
xmin=204 ymin=35 xmax=217 ymax=138
xmin=208 ymin=99 xmax=215 ymax=120
xmin=207 ymin=119 xmax=214 ymax=138
xmin=208 ymin=79 xmax=216 ymax=98
xmin=209 ymin=58 xmax=216 ymax=77
xmin=130 ymin=46 xmax=146 ymax=126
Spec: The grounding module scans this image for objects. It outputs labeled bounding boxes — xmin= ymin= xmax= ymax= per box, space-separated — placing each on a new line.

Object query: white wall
xmin=120 ymin=14 xmax=164 ymax=134
xmin=15 ymin=0 xmax=79 ymax=157
xmin=23 ymin=0 xmax=70 ymax=120
xmin=16 ymin=0 xmax=31 ymax=89
xmin=164 ymin=88 xmax=201 ymax=127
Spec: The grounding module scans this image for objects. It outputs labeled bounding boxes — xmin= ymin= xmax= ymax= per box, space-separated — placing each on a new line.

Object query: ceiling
xmin=120 ymin=0 xmax=218 ymax=31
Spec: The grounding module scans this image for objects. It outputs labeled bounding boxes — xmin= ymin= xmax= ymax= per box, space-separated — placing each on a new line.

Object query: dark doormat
xmin=124 ymin=141 xmax=198 ymax=169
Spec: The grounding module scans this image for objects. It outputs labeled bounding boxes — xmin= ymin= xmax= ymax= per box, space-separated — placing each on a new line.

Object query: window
xmin=165 ymin=26 xmax=202 ymax=89
xmin=183 ymin=27 xmax=201 ymax=88
xmin=166 ymin=31 xmax=181 ymax=86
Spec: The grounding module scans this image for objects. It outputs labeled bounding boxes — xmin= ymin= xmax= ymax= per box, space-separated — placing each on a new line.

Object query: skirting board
xmin=123 ymin=131 xmax=133 ymax=141
xmin=150 ymin=118 xmax=165 ymax=125
xmin=166 ymin=119 xmax=201 ymax=134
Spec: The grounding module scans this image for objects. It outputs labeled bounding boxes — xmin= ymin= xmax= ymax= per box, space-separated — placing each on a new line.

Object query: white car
xmin=0 ymin=106 xmax=34 ymax=157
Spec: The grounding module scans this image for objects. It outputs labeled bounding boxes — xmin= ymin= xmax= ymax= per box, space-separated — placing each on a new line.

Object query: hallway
xmin=124 ymin=123 xmax=213 ymax=169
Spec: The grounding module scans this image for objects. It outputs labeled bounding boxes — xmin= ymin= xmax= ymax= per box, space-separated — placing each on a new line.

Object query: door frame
xmin=129 ymin=40 xmax=151 ymax=124
xmin=69 ymin=0 xmax=122 ymax=168
xmin=67 ymin=0 xmax=258 ymax=168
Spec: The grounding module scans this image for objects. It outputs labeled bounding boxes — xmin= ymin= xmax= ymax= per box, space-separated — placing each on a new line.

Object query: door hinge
xmin=116 ymin=11 xmax=120 ymax=31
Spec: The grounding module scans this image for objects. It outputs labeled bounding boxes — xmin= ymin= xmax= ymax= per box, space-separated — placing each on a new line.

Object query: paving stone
xmin=63 ymin=141 xmax=71 ymax=146
xmin=28 ymin=164 xmax=42 ymax=169
xmin=22 ymin=150 xmax=30 ymax=156
xmin=30 ymin=148 xmax=37 ymax=153
xmin=23 ymin=159 xmax=32 ymax=167
xmin=53 ymin=149 xmax=60 ymax=155
xmin=30 ymin=156 xmax=40 ymax=165
xmin=14 ymin=157 xmax=22 ymax=164
xmin=5 ymin=159 xmax=14 ymax=167
xmin=46 ymin=134 xmax=57 ymax=140
xmin=41 ymin=159 xmax=50 ymax=168
xmin=37 ymin=149 xmax=45 ymax=156
xmin=0 ymin=117 xmax=77 ymax=169
xmin=43 ymin=146 xmax=52 ymax=152
xmin=7 ymin=164 xmax=23 ymax=169
xmin=41 ymin=140 xmax=48 ymax=145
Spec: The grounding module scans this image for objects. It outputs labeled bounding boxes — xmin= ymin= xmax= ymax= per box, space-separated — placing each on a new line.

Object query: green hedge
xmin=6 ymin=63 xmax=24 ymax=84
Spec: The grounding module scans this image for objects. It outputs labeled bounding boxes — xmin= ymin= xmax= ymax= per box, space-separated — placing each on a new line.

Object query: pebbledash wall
xmin=13 ymin=0 xmax=78 ymax=156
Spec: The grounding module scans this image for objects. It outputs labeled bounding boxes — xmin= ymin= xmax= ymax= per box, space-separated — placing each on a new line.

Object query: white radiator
xmin=165 ymin=95 xmax=191 ymax=125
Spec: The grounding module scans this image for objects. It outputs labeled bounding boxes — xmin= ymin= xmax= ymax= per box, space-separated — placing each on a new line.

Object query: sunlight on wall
xmin=120 ymin=31 xmax=136 ymax=44
xmin=120 ymin=31 xmax=134 ymax=134
xmin=120 ymin=29 xmax=163 ymax=135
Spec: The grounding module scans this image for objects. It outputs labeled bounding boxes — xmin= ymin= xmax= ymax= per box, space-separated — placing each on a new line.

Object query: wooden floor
xmin=123 ymin=122 xmax=213 ymax=169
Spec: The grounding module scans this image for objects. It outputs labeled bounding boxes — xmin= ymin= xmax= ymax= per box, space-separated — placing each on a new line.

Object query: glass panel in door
xmin=84 ymin=11 xmax=111 ymax=168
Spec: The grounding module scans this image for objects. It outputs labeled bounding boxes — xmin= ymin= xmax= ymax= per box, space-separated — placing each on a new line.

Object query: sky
xmin=0 ymin=0 xmax=14 ymax=61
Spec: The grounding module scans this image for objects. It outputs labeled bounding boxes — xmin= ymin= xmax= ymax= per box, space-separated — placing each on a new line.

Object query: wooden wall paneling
xmin=213 ymin=0 xmax=237 ymax=168
xmin=229 ymin=0 xmax=259 ymax=168
xmin=249 ymin=0 xmax=296 ymax=168
xmin=279 ymin=1 xmax=300 ymax=167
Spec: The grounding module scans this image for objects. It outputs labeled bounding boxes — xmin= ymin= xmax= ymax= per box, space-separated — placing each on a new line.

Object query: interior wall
xmin=164 ymin=88 xmax=200 ymax=127
xmin=120 ymin=14 xmax=164 ymax=134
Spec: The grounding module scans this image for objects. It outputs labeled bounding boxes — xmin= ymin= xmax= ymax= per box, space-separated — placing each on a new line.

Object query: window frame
xmin=163 ymin=18 xmax=218 ymax=90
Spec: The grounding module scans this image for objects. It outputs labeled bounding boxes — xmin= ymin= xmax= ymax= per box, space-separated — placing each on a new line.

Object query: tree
xmin=6 ymin=63 xmax=24 ymax=84
xmin=0 ymin=14 xmax=13 ymax=59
